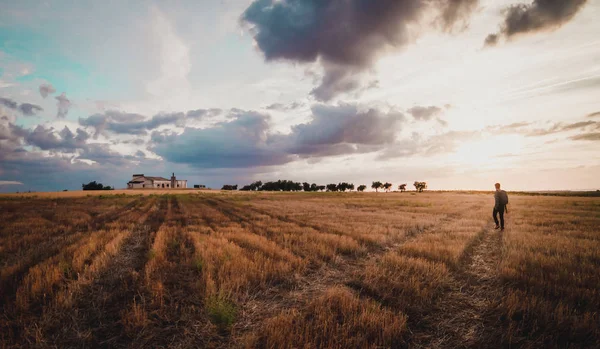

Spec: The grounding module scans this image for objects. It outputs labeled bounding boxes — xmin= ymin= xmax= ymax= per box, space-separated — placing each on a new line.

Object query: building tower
xmin=171 ymin=173 xmax=176 ymax=189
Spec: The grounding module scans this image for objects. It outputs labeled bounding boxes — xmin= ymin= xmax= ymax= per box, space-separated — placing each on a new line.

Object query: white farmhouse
xmin=127 ymin=173 xmax=188 ymax=189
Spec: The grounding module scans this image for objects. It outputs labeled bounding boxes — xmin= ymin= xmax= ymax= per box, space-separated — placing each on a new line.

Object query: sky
xmin=1 ymin=0 xmax=599 ymax=192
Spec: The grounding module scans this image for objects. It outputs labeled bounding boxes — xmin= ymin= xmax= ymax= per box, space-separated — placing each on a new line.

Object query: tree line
xmin=221 ymin=180 xmax=428 ymax=192
xmin=82 ymin=181 xmax=114 ymax=191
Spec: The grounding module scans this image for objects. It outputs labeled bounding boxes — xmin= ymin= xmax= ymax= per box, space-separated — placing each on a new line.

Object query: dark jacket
xmin=494 ymin=190 xmax=508 ymax=209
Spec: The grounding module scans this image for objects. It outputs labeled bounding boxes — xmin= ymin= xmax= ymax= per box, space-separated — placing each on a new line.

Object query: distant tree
xmin=383 ymin=182 xmax=393 ymax=192
xmin=357 ymin=185 xmax=367 ymax=192
xmin=303 ymin=182 xmax=311 ymax=192
xmin=82 ymin=181 xmax=113 ymax=191
xmin=317 ymin=185 xmax=326 ymax=192
xmin=371 ymin=181 xmax=383 ymax=192
xmin=310 ymin=183 xmax=318 ymax=192
xmin=221 ymin=184 xmax=238 ymax=191
xmin=338 ymin=182 xmax=351 ymax=192
xmin=326 ymin=183 xmax=338 ymax=192
xmin=347 ymin=183 xmax=355 ymax=191
xmin=399 ymin=184 xmax=407 ymax=192
xmin=239 ymin=185 xmax=253 ymax=191
xmin=413 ymin=181 xmax=427 ymax=192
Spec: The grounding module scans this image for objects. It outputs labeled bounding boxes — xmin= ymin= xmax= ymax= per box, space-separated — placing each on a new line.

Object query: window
xmin=177 ymin=184 xmax=180 ymax=188
xmin=167 ymin=184 xmax=169 ymax=188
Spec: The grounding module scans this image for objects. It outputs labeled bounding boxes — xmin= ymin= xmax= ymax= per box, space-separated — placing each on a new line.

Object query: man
xmin=493 ymin=183 xmax=508 ymax=230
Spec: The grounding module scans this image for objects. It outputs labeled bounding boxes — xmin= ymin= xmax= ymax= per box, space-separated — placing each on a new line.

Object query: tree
xmin=347 ymin=183 xmax=355 ymax=191
xmin=413 ymin=181 xmax=427 ymax=192
xmin=82 ymin=181 xmax=113 ymax=190
xmin=317 ymin=185 xmax=326 ymax=192
xmin=221 ymin=184 xmax=238 ymax=190
xmin=357 ymin=185 xmax=367 ymax=192
xmin=371 ymin=181 xmax=383 ymax=192
xmin=310 ymin=183 xmax=318 ymax=192
xmin=326 ymin=183 xmax=338 ymax=192
xmin=383 ymin=182 xmax=392 ymax=192
xmin=303 ymin=182 xmax=311 ymax=192
xmin=398 ymin=184 xmax=407 ymax=192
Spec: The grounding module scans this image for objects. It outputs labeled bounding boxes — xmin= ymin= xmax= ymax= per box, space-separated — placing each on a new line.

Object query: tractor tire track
xmin=227 ymin=205 xmax=474 ymax=348
xmin=408 ymin=227 xmax=505 ymax=349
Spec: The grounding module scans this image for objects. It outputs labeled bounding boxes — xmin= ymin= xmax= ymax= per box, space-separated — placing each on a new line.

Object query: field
xmin=1 ymin=191 xmax=599 ymax=348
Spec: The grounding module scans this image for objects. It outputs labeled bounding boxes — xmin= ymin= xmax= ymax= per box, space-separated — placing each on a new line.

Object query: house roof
xmin=146 ymin=176 xmax=170 ymax=181
xmin=128 ymin=180 xmax=145 ymax=184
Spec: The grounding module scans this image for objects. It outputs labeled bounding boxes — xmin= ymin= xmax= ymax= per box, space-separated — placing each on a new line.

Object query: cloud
xmin=379 ymin=130 xmax=481 ymax=159
xmin=153 ymin=110 xmax=290 ymax=168
xmin=570 ymin=133 xmax=600 ymax=141
xmin=0 ymin=97 xmax=18 ymax=109
xmin=286 ymin=103 xmax=404 ymax=157
xmin=18 ymin=103 xmax=43 ymax=116
xmin=487 ymin=120 xmax=598 ymax=137
xmin=242 ymin=0 xmax=479 ymax=101
xmin=39 ymin=83 xmax=56 ymax=98
xmin=526 ymin=121 xmax=598 ymax=136
xmin=485 ymin=0 xmax=589 ymax=45
xmin=145 ymin=6 xmax=191 ymax=98
xmin=25 ymin=125 xmax=90 ymax=151
xmin=265 ymin=102 xmax=304 ymax=111
xmin=55 ymin=93 xmax=71 ymax=118
xmin=0 ymin=97 xmax=44 ymax=116
xmin=0 ymin=181 xmax=23 ymax=186
xmin=153 ymin=104 xmax=405 ymax=168
xmin=484 ymin=33 xmax=499 ymax=47
xmin=587 ymin=111 xmax=600 ymax=118
xmin=186 ymin=108 xmax=222 ymax=119
xmin=79 ymin=109 xmax=214 ymax=138
xmin=408 ymin=106 xmax=443 ymax=121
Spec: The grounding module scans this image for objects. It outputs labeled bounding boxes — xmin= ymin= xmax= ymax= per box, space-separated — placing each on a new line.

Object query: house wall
xmin=154 ymin=180 xmax=171 ymax=188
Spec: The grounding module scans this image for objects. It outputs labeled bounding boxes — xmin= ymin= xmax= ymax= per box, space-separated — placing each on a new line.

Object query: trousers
xmin=493 ymin=205 xmax=505 ymax=229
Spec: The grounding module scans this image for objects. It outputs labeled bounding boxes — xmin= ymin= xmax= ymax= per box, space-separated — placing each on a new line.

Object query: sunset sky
xmin=1 ymin=0 xmax=599 ymax=192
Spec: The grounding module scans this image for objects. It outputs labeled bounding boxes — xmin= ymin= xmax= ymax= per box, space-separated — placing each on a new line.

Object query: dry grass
xmin=0 ymin=191 xmax=598 ymax=348
xmin=244 ymin=287 xmax=407 ymax=349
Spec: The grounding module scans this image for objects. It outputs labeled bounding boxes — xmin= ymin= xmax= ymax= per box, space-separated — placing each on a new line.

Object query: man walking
xmin=493 ymin=183 xmax=509 ymax=230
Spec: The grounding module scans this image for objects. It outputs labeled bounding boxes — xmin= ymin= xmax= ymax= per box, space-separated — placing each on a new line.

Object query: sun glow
xmin=450 ymin=135 xmax=525 ymax=168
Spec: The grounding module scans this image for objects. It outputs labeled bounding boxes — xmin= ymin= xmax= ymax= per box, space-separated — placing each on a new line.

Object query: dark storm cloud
xmin=485 ymin=0 xmax=589 ymax=46
xmin=19 ymin=103 xmax=43 ymax=116
xmin=408 ymin=106 xmax=443 ymax=121
xmin=242 ymin=0 xmax=479 ymax=101
xmin=39 ymin=83 xmax=56 ymax=98
xmin=153 ymin=104 xmax=405 ymax=168
xmin=55 ymin=93 xmax=71 ymax=118
xmin=570 ymin=133 xmax=600 ymax=141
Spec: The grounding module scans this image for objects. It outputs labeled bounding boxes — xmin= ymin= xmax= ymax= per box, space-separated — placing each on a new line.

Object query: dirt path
xmin=409 ymin=227 xmax=504 ymax=349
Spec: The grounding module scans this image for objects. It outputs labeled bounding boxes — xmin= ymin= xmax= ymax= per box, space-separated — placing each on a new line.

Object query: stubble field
xmin=1 ymin=191 xmax=599 ymax=348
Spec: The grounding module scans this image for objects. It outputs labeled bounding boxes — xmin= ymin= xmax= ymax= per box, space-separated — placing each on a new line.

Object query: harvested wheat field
xmin=1 ymin=191 xmax=599 ymax=349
